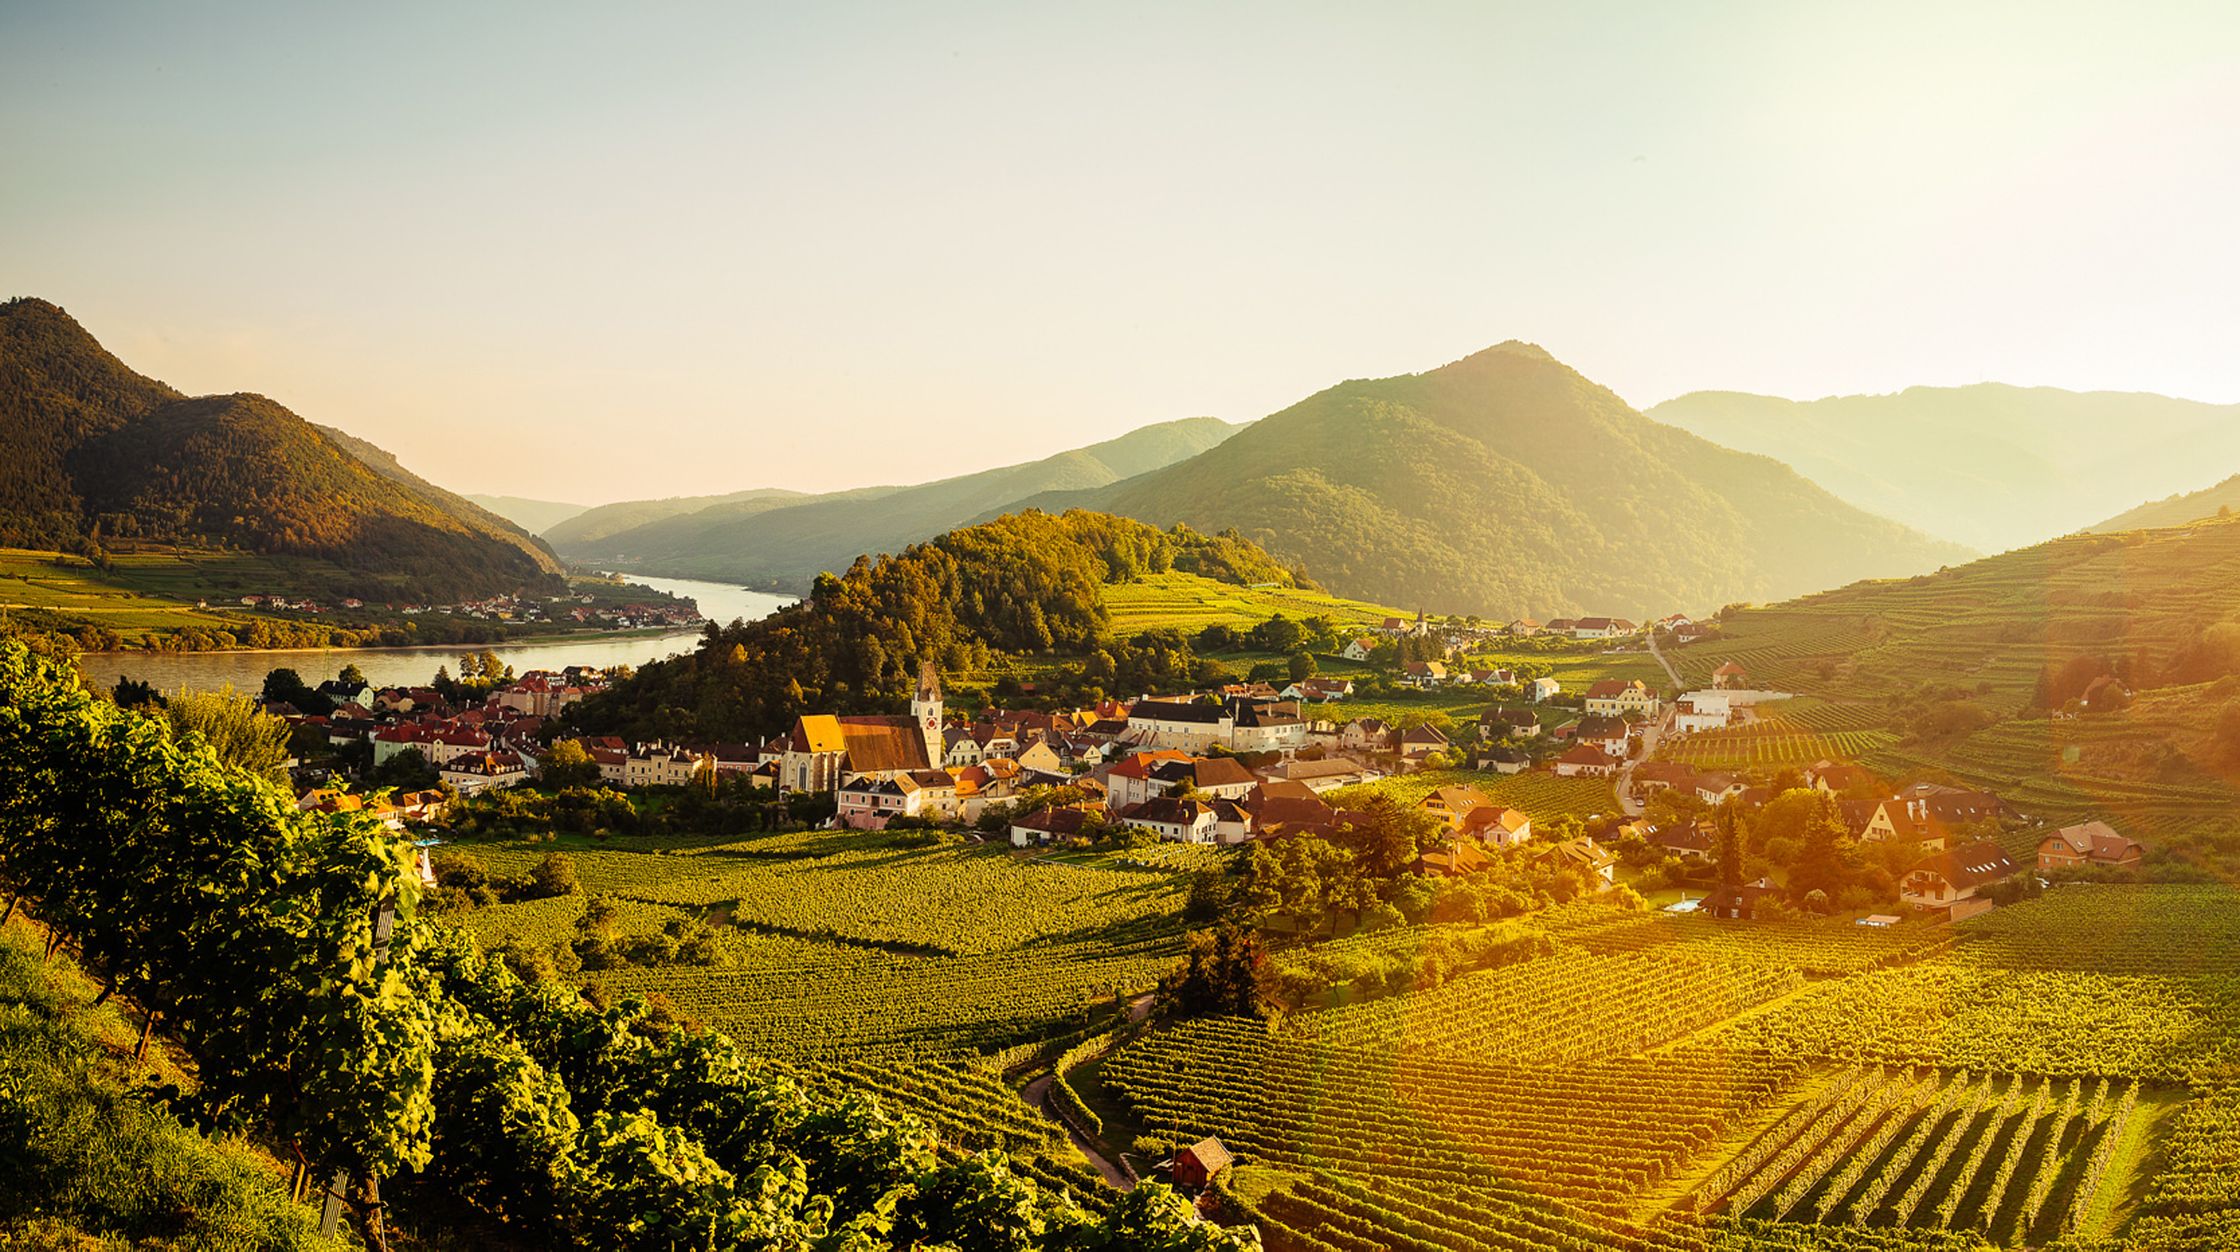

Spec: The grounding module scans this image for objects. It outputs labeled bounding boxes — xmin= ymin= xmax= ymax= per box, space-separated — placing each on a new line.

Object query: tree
xmin=1160 ymin=924 xmax=1273 ymax=1018
xmin=166 ymin=685 xmax=292 ymax=782
xmin=540 ymin=738 xmax=600 ymax=789
xmin=371 ymin=746 xmax=440 ymax=791
xmin=1287 ymin=651 xmax=1316 ymax=683
xmin=337 ymin=662 xmax=369 ymax=688
xmin=528 ymin=851 xmax=580 ymax=898
xmin=111 ymin=675 xmax=164 ymax=709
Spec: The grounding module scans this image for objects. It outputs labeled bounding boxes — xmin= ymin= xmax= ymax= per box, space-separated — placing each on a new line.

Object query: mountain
xmin=1004 ymin=344 xmax=1965 ymax=620
xmin=2091 ymin=475 xmax=2240 ymax=535
xmin=1648 ymin=385 xmax=2240 ymax=554
xmin=465 ymin=493 xmax=591 ymax=533
xmin=549 ymin=417 xmax=1241 ymax=585
xmin=0 ymin=298 xmax=563 ymax=600
xmin=544 ymin=486 xmax=816 ymax=551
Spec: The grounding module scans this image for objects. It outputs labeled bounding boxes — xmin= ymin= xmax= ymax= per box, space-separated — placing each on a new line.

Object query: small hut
xmin=1172 ymin=1136 xmax=1234 ymax=1190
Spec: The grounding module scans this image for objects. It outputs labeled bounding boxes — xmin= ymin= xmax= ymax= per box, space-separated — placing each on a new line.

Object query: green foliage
xmin=162 ymin=683 xmax=292 ymax=782
xmin=0 ymin=640 xmax=1251 ymax=1249
xmin=0 ymin=922 xmax=337 ymax=1249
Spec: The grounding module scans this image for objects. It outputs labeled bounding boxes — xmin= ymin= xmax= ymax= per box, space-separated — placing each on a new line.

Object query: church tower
xmin=912 ymin=660 xmax=944 ymax=767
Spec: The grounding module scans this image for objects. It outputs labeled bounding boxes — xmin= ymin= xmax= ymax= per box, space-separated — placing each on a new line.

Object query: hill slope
xmin=2091 ymin=475 xmax=2240 ymax=534
xmin=550 ymin=416 xmax=1240 ymax=585
xmin=0 ymin=298 xmax=562 ymax=601
xmin=1649 ymin=384 xmax=2240 ymax=554
xmin=1017 ymin=344 xmax=1964 ymax=619
xmin=1675 ymin=517 xmax=2240 ymax=870
xmin=464 ymin=493 xmax=590 ymax=533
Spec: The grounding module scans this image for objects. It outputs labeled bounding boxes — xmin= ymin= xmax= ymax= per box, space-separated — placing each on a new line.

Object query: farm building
xmin=1173 ymin=1137 xmax=1234 ymax=1189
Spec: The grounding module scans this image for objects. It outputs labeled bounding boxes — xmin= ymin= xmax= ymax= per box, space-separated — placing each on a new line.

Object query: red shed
xmin=1173 ymin=1136 xmax=1234 ymax=1190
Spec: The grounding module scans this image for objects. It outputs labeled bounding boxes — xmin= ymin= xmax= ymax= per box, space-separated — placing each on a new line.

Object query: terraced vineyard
xmin=1658 ymin=715 xmax=1898 ymax=770
xmin=1707 ymin=958 xmax=2224 ymax=1082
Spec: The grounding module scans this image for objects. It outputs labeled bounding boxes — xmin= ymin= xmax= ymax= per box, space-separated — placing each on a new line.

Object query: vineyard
xmin=1657 ymin=715 xmax=1897 ymax=771
xmin=1099 ymin=880 xmax=2240 ymax=1251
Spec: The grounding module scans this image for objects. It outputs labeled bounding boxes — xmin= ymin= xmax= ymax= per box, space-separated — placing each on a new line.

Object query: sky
xmin=5 ymin=2 xmax=2238 ymax=505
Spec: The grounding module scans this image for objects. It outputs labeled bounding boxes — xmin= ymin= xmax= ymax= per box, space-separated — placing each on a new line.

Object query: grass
xmin=0 ymin=914 xmax=337 ymax=1249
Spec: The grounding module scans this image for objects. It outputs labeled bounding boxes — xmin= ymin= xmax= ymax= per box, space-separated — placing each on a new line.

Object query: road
xmin=1621 ymin=635 xmax=1686 ymax=817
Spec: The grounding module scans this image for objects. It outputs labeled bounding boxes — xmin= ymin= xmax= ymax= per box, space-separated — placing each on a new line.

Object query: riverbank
xmin=73 ymin=576 xmax=794 ymax=695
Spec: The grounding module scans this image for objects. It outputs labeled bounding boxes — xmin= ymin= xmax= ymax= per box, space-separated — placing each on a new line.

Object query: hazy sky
xmin=5 ymin=2 xmax=2237 ymax=504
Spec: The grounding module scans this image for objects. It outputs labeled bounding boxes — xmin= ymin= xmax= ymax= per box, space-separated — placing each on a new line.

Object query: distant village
xmin=215 ymin=588 xmax=700 ymax=630
xmin=273 ymin=608 xmax=2146 ymax=924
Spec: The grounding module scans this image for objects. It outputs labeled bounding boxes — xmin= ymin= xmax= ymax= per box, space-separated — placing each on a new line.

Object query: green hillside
xmin=463 ymin=492 xmax=591 ymax=533
xmin=548 ymin=417 xmax=1240 ymax=585
xmin=1674 ymin=515 xmax=2240 ymax=871
xmin=1024 ymin=343 xmax=1965 ymax=619
xmin=1650 ymin=384 xmax=2240 ymax=554
xmin=0 ymin=298 xmax=563 ymax=601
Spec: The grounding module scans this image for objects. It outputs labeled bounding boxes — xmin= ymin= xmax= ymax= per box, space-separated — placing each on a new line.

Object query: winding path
xmin=1024 ymin=1073 xmax=1134 ymax=1189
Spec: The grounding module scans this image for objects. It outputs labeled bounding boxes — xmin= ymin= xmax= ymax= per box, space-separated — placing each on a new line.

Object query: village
xmin=267 ymin=607 xmax=2151 ymax=927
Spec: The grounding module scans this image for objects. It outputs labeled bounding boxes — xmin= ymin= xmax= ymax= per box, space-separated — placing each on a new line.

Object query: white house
xmin=1526 ymin=677 xmax=1561 ymax=703
xmin=1125 ymin=699 xmax=1234 ymax=753
xmin=1670 ymin=691 xmax=1734 ymax=734
xmin=1119 ymin=797 xmax=1219 ymax=844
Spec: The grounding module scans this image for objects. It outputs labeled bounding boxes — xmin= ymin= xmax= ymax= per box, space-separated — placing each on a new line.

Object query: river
xmin=73 ymin=575 xmax=794 ymax=696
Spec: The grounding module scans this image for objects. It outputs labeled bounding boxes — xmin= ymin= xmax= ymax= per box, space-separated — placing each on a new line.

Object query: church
xmin=776 ymin=661 xmax=944 ymax=793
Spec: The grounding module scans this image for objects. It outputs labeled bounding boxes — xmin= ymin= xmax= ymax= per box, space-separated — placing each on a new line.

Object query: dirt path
xmin=1025 ymin=1073 xmax=1134 ymax=1190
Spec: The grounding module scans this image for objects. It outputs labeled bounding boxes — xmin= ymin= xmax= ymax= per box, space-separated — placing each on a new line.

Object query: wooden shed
xmin=1172 ymin=1136 xmax=1234 ymax=1189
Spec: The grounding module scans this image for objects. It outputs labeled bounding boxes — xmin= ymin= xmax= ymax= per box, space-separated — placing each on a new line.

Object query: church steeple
xmin=912 ymin=660 xmax=944 ymax=766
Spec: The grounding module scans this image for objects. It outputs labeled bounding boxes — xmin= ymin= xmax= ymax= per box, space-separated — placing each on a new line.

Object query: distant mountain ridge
xmin=1006 ymin=342 xmax=1967 ymax=619
xmin=0 ymin=297 xmax=562 ymax=600
xmin=549 ymin=417 xmax=1241 ymax=585
xmin=466 ymin=493 xmax=591 ymax=534
xmin=1648 ymin=384 xmax=2240 ymax=554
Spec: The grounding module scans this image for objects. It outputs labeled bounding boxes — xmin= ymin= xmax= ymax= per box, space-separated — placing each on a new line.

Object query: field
xmin=449 ymin=826 xmax=1204 ymax=1174
xmin=1103 ymin=882 xmax=2240 ymax=1251
xmin=1102 ymin=570 xmax=1405 ymax=635
xmin=1657 ymin=712 xmax=1897 ymax=771
xmin=1335 ymin=767 xmax=1622 ymax=824
xmin=436 ymin=818 xmax=2240 ymax=1252
xmin=0 ymin=547 xmax=279 ymax=639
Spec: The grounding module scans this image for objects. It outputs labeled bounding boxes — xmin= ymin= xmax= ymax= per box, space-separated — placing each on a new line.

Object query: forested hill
xmin=574 ymin=509 xmax=1301 ymax=741
xmin=0 ymin=298 xmax=563 ymax=601
xmin=544 ymin=417 xmax=1241 ymax=586
xmin=1012 ymin=343 xmax=1965 ymax=619
xmin=1650 ymin=383 xmax=2240 ymax=554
